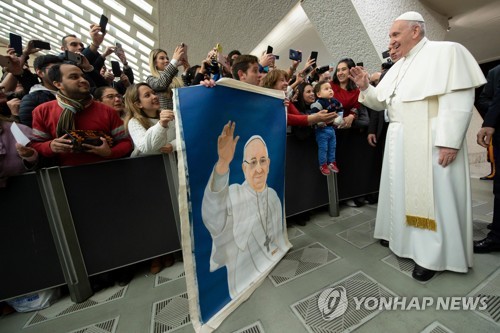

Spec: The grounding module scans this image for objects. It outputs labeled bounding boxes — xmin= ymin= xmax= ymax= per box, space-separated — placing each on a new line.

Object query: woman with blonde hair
xmin=124 ymin=83 xmax=176 ymax=157
xmin=146 ymin=46 xmax=188 ymax=110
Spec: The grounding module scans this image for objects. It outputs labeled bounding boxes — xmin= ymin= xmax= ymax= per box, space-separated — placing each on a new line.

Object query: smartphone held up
xmin=289 ymin=49 xmax=302 ymax=62
xmin=99 ymin=14 xmax=108 ymax=34
xmin=64 ymin=50 xmax=83 ymax=66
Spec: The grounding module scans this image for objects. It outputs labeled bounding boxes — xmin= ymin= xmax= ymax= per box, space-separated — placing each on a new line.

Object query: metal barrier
xmin=0 ymin=131 xmax=382 ymax=303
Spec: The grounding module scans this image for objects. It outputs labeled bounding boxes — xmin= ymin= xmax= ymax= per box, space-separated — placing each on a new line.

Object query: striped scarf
xmin=55 ymin=92 xmax=93 ymax=137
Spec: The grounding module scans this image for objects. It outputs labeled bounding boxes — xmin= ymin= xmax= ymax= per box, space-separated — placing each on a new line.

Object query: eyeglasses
xmin=244 ymin=157 xmax=269 ymax=169
xmin=103 ymin=94 xmax=123 ymax=100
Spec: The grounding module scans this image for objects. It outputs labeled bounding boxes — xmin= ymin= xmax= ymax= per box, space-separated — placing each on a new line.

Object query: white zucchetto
xmin=395 ymin=11 xmax=425 ymax=22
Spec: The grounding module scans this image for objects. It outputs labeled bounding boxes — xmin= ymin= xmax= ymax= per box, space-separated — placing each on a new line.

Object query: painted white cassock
xmin=201 ymin=168 xmax=291 ymax=299
xmin=359 ymin=37 xmax=486 ymax=272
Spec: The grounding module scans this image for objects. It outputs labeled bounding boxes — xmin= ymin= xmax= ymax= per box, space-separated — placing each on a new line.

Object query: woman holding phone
xmin=146 ymin=46 xmax=187 ymax=110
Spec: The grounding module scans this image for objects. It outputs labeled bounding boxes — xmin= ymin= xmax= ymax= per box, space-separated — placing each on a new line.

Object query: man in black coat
xmin=476 ymin=64 xmax=500 ymax=180
xmin=475 ymin=65 xmax=500 ymax=252
xmin=18 ymin=55 xmax=62 ymax=127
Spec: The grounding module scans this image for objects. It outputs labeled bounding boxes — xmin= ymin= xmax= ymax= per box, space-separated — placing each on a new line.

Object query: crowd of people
xmin=0 ymin=10 xmax=496 ymax=314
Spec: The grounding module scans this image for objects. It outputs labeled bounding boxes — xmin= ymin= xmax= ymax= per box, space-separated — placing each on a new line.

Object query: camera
xmin=381 ymin=59 xmax=394 ymax=71
xmin=205 ymin=58 xmax=219 ymax=75
xmin=205 ymin=44 xmax=221 ymax=75
xmin=5 ymin=90 xmax=25 ymax=101
xmin=382 ymin=50 xmax=390 ymax=59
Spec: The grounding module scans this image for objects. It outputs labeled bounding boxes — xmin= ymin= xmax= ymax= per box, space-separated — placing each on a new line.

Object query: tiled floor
xmin=1 ymin=167 xmax=500 ymax=333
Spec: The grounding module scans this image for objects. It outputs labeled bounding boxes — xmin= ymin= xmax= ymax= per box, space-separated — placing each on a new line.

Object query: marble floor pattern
xmin=1 ymin=173 xmax=499 ymax=333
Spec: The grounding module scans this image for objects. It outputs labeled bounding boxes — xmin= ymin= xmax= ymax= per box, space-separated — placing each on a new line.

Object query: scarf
xmin=55 ymin=92 xmax=93 ymax=137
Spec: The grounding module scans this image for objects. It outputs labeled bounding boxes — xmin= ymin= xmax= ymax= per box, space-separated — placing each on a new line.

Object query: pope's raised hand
xmin=215 ymin=121 xmax=239 ymax=175
xmin=349 ymin=67 xmax=369 ymax=91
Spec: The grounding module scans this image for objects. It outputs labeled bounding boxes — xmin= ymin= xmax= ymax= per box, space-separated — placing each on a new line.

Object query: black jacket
xmin=19 ymin=88 xmax=56 ymax=127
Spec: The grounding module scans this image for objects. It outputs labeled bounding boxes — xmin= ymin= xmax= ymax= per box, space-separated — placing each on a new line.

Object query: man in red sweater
xmin=31 ymin=63 xmax=132 ymax=166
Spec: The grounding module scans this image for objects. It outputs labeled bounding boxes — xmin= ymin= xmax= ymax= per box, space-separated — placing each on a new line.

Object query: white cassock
xmin=359 ymin=37 xmax=486 ymax=272
xmin=201 ymin=168 xmax=291 ymax=299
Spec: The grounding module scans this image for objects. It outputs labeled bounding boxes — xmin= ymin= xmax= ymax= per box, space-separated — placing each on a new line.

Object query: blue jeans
xmin=315 ymin=126 xmax=336 ymax=166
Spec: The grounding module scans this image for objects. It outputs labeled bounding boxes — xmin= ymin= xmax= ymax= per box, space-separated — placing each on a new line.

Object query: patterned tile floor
xmin=1 ymin=177 xmax=499 ymax=333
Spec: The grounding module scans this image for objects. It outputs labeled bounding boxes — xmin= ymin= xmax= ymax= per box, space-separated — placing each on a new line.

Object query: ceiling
xmin=420 ymin=0 xmax=500 ymax=63
xmin=0 ymin=0 xmax=158 ymax=82
xmin=0 ymin=0 xmax=499 ymax=84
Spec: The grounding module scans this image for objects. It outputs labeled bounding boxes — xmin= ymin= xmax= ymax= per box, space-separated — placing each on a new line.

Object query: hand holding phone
xmin=115 ymin=42 xmax=123 ymax=54
xmin=33 ymin=40 xmax=51 ymax=50
xmin=99 ymin=14 xmax=108 ymax=34
xmin=111 ymin=61 xmax=122 ymax=76
xmin=64 ymin=50 xmax=82 ymax=66
xmin=266 ymin=45 xmax=273 ymax=54
xmin=310 ymin=51 xmax=318 ymax=68
xmin=9 ymin=33 xmax=23 ymax=56
xmin=289 ymin=49 xmax=302 ymax=62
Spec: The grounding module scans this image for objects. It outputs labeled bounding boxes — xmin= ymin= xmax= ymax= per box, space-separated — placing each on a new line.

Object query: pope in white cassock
xmin=350 ymin=11 xmax=486 ymax=281
xmin=202 ymin=121 xmax=291 ymax=299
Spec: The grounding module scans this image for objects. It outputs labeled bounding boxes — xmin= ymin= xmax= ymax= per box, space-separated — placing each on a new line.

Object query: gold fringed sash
xmin=402 ymin=97 xmax=438 ymax=232
xmin=406 ymin=215 xmax=437 ymax=231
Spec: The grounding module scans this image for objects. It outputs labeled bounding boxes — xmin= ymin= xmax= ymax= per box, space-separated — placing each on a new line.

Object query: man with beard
xmin=31 ymin=63 xmax=132 ymax=166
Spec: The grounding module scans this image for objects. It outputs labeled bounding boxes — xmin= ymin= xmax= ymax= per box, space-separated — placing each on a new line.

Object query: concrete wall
xmin=301 ymin=0 xmax=448 ymax=74
xmin=157 ymin=0 xmax=297 ymax=66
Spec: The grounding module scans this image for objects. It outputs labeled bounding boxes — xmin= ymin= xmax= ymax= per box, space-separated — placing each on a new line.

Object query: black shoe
xmin=379 ymin=239 xmax=389 ymax=247
xmin=295 ymin=219 xmax=307 ymax=226
xmin=353 ymin=197 xmax=366 ymax=207
xmin=412 ymin=264 xmax=436 ymax=282
xmin=115 ymin=267 xmax=135 ymax=286
xmin=474 ymin=237 xmax=500 ymax=253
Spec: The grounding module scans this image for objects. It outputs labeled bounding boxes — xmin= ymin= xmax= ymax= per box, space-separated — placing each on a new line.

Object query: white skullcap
xmin=395 ymin=11 xmax=425 ymax=22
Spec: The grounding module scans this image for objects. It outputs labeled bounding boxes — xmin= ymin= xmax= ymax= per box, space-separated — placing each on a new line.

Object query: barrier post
xmin=162 ymin=154 xmax=181 ymax=242
xmin=37 ymin=167 xmax=93 ymax=303
xmin=327 ymin=173 xmax=340 ymax=217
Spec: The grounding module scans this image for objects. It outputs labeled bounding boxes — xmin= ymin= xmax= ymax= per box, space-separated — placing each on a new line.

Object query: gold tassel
xmin=406 ymin=215 xmax=437 ymax=231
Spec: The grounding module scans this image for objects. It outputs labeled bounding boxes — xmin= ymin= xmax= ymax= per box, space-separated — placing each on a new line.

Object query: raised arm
xmin=215 ymin=121 xmax=240 ymax=175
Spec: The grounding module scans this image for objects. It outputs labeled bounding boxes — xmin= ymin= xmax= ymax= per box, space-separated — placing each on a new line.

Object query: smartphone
xmin=64 ymin=50 xmax=82 ymax=66
xmin=115 ymin=42 xmax=123 ymax=55
xmin=382 ymin=50 xmax=390 ymax=59
xmin=99 ymin=14 xmax=108 ymax=34
xmin=310 ymin=51 xmax=318 ymax=68
xmin=266 ymin=45 xmax=273 ymax=54
xmin=9 ymin=33 xmax=23 ymax=56
xmin=0 ymin=54 xmax=11 ymax=67
xmin=356 ymin=62 xmax=364 ymax=67
xmin=33 ymin=40 xmax=51 ymax=50
xmin=289 ymin=49 xmax=302 ymax=62
xmin=317 ymin=65 xmax=329 ymax=74
xmin=111 ymin=60 xmax=121 ymax=76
